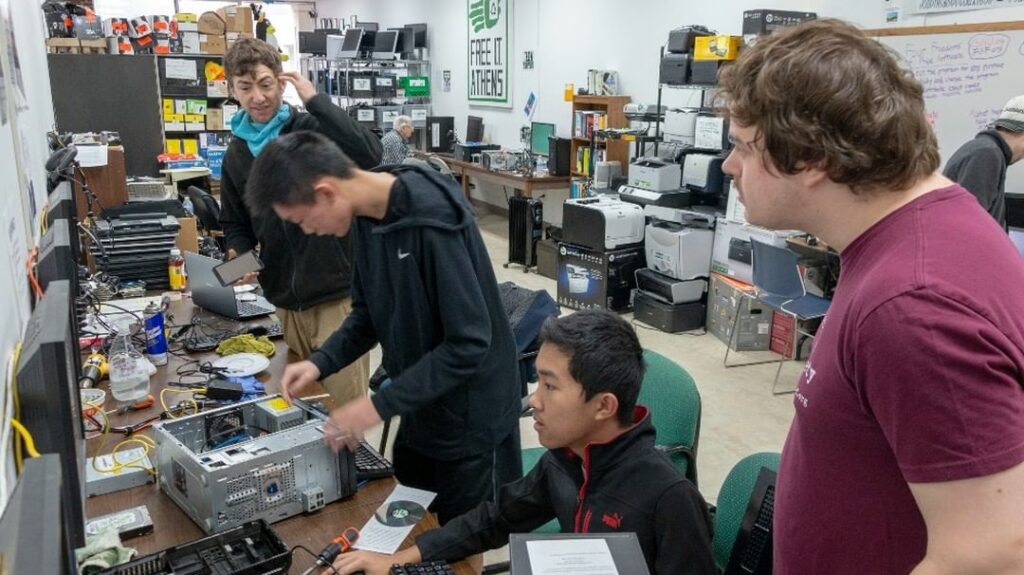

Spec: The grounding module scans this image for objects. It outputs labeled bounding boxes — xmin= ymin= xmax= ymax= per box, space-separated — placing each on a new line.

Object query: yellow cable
xmin=9 ymin=343 xmax=23 ymax=472
xmin=87 ymin=403 xmax=156 ymax=476
xmin=160 ymin=387 xmax=200 ymax=418
xmin=9 ymin=419 xmax=40 ymax=459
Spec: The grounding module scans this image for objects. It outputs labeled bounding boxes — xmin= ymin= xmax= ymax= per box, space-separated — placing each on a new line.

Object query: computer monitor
xmin=467 ymin=115 xmax=484 ymax=143
xmin=353 ymin=21 xmax=379 ymax=31
xmin=724 ymin=466 xmax=776 ymax=575
xmin=326 ymin=34 xmax=346 ymax=59
xmin=531 ymin=122 xmax=556 ymax=155
xmin=0 ymin=455 xmax=75 ymax=574
xmin=16 ymin=280 xmax=87 ymax=549
xmin=372 ymin=30 xmax=399 ymax=60
xmin=36 ymin=219 xmax=76 ymax=294
xmin=46 ymin=181 xmax=82 ymax=263
xmin=407 ymin=23 xmax=428 ymax=48
xmin=390 ymin=27 xmax=415 ymax=57
xmin=426 ymin=116 xmax=455 ymax=153
xmin=339 ymin=28 xmax=363 ymax=59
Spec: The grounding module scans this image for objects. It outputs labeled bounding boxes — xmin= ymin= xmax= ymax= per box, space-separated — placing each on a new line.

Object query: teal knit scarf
xmin=230 ymin=104 xmax=291 ymax=157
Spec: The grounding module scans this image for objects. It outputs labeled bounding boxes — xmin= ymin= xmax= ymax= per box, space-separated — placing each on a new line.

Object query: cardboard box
xmin=176 ymin=217 xmax=199 ymax=254
xmin=742 ymin=10 xmax=816 ymax=44
xmin=185 ymin=114 xmax=206 ymax=131
xmin=180 ymin=31 xmax=201 ymax=53
xmin=200 ymin=34 xmax=226 ymax=55
xmin=706 ymin=273 xmax=772 ymax=351
xmin=150 ymin=15 xmax=173 ymax=36
xmin=556 ymin=243 xmax=646 ymax=312
xmin=72 ymin=14 xmax=103 ymax=39
xmin=164 ymin=114 xmax=185 ymax=131
xmin=197 ymin=11 xmax=226 ymax=35
xmin=106 ymin=35 xmax=134 ymax=54
xmin=103 ymin=18 xmax=130 ymax=37
xmin=693 ymin=35 xmax=742 ymax=61
xmin=185 ymin=99 xmax=208 ymax=115
xmin=216 ymin=6 xmax=253 ymax=35
xmin=131 ymin=34 xmax=154 ymax=54
xmin=711 ymin=217 xmax=800 ymax=284
xmin=207 ymin=80 xmax=229 ymax=98
xmin=206 ymin=109 xmax=224 ymax=131
xmin=204 ymin=147 xmax=227 ymax=180
xmin=175 ymin=12 xmax=198 ymax=32
xmin=153 ymin=31 xmax=172 ymax=54
xmin=165 ymin=139 xmax=183 ymax=155
xmin=128 ymin=16 xmax=153 ymax=38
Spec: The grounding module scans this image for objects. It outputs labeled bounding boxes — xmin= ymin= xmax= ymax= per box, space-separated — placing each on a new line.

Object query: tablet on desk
xmin=509 ymin=532 xmax=650 ymax=575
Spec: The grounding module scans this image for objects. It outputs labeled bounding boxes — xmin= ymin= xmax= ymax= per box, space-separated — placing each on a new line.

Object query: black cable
xmin=291 ymin=544 xmax=342 ymax=575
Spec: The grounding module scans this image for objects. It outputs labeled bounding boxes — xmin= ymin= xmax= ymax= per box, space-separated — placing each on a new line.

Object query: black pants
xmin=393 ymin=430 xmax=523 ymax=524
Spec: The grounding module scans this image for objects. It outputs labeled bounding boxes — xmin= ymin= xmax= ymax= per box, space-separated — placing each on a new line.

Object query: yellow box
xmin=166 ymin=139 xmax=183 ymax=154
xmin=174 ymin=12 xmax=198 ymax=23
xmin=162 ymin=98 xmax=174 ymax=115
xmin=182 ymin=139 xmax=199 ymax=156
xmin=694 ymin=35 xmax=742 ymax=61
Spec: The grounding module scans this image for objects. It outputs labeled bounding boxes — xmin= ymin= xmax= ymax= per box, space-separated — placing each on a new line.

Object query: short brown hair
xmin=718 ymin=19 xmax=939 ymax=194
xmin=225 ymin=38 xmax=282 ymax=81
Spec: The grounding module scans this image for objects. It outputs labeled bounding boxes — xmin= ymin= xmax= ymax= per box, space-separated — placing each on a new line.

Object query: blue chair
xmin=724 ymin=239 xmax=830 ymax=394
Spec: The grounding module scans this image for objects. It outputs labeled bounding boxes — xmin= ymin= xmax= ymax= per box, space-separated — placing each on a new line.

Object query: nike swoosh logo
xmin=398 ymin=250 xmax=410 ymax=260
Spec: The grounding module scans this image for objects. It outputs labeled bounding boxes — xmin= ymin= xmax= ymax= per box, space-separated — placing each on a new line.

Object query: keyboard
xmin=390 ymin=561 xmax=455 ymax=575
xmin=237 ymin=301 xmax=274 ymax=317
xmin=354 ymin=441 xmax=394 ymax=480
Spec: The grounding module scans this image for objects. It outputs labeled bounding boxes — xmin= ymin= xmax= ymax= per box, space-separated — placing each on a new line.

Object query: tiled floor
xmin=363 ymin=209 xmax=798 ymax=566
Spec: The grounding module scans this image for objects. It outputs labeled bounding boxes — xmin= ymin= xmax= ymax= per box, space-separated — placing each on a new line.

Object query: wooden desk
xmin=85 ymin=297 xmax=473 ymax=574
xmin=424 ymin=153 xmax=571 ymax=198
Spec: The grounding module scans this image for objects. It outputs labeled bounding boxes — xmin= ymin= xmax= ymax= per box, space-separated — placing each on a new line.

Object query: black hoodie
xmin=415 ymin=407 xmax=717 ymax=575
xmin=309 ymin=166 xmax=521 ymax=460
xmin=218 ymin=94 xmax=383 ymax=310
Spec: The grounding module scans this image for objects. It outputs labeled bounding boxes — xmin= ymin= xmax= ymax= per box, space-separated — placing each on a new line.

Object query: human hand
xmin=278 ymin=71 xmax=317 ymax=104
xmin=279 ymin=360 xmax=321 ymax=402
xmin=331 ymin=550 xmax=397 ymax=575
xmin=323 ymin=397 xmax=382 ymax=452
xmin=225 ymin=248 xmax=260 ymax=285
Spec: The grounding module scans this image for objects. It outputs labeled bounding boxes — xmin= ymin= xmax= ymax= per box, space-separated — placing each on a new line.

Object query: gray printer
xmin=644 ymin=206 xmax=714 ymax=281
xmin=562 ymin=197 xmax=645 ymax=252
xmin=682 ymin=153 xmax=725 ymax=195
xmin=628 ymin=157 xmax=681 ymax=192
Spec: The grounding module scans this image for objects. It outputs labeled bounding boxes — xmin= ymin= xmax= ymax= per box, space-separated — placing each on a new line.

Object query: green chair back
xmin=713 ymin=452 xmax=782 ymax=571
xmin=637 ymin=349 xmax=702 ymax=486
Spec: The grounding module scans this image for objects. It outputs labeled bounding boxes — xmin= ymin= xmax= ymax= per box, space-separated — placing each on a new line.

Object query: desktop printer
xmin=635 ymin=268 xmax=707 ymax=305
xmin=628 ymin=157 xmax=681 ymax=192
xmin=453 ymin=142 xmax=500 ymax=162
xmin=618 ymin=185 xmax=691 ymax=209
xmin=663 ymin=108 xmax=700 ymax=146
xmin=562 ymin=197 xmax=645 ymax=252
xmin=682 ymin=153 xmax=725 ymax=195
xmin=644 ymin=206 xmax=715 ymax=282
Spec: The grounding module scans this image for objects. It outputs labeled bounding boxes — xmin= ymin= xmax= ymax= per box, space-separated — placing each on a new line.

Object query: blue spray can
xmin=143 ymin=301 xmax=168 ymax=366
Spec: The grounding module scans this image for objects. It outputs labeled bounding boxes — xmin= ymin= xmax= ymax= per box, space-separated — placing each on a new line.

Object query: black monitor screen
xmin=390 ymin=27 xmax=415 ymax=54
xmin=340 ymin=29 xmax=362 ymax=53
xmin=467 ymin=116 xmax=484 ymax=143
xmin=426 ymin=116 xmax=455 ymax=153
xmin=16 ymin=280 xmax=87 ymax=549
xmin=0 ymin=455 xmax=74 ymax=574
xmin=373 ymin=30 xmax=398 ymax=53
xmin=407 ymin=23 xmax=428 ymax=48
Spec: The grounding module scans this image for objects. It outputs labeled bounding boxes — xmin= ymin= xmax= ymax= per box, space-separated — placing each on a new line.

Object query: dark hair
xmin=538 ymin=310 xmax=645 ymax=425
xmin=225 ymin=38 xmax=283 ymax=81
xmin=245 ymin=131 xmax=356 ymax=217
xmin=717 ymin=19 xmax=940 ymax=194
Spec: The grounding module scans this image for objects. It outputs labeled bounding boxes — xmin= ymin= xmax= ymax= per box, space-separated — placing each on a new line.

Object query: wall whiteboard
xmin=869 ymin=23 xmax=1024 ymax=196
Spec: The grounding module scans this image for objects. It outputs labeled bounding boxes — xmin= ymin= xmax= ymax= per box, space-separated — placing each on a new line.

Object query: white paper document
xmin=526 ymin=539 xmax=619 ymax=575
xmin=165 ymin=58 xmax=198 ymax=81
xmin=354 ymin=484 xmax=436 ymax=554
xmin=76 ymin=144 xmax=108 ymax=167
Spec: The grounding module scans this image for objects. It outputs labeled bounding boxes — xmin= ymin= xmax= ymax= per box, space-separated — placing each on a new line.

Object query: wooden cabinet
xmin=569 ymin=94 xmax=631 ymax=178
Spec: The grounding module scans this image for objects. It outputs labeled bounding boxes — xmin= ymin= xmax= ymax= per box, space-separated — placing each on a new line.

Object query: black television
xmin=426 ymin=116 xmax=455 ymax=153
xmin=36 ymin=219 xmax=77 ymax=294
xmin=467 ymin=115 xmax=484 ymax=143
xmin=16 ymin=280 xmax=87 ymax=549
xmin=724 ymin=466 xmax=776 ymax=575
xmin=0 ymin=454 xmax=75 ymax=574
xmin=407 ymin=23 xmax=428 ymax=48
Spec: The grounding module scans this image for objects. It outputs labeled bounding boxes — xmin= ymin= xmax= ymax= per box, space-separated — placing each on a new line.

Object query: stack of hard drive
xmin=90 ymin=214 xmax=180 ymax=290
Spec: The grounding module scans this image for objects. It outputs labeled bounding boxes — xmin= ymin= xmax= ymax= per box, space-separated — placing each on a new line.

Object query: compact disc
xmin=374 ymin=500 xmax=426 ymax=527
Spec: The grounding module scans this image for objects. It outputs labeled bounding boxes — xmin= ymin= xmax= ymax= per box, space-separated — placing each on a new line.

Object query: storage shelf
xmin=161 ymin=92 xmax=230 ymax=98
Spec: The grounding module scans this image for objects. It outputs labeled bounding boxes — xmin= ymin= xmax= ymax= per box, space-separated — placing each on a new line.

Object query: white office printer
xmin=644 ymin=206 xmax=715 ymax=281
xmin=562 ymin=197 xmax=645 ymax=252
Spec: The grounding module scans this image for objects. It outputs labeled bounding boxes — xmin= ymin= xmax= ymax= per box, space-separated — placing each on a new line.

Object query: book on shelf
xmin=574 ymin=146 xmax=607 ymax=175
xmin=573 ymin=111 xmax=608 ymax=139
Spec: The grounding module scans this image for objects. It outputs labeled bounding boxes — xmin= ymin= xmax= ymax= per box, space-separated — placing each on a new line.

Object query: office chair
xmin=713 ymin=452 xmax=781 ymax=574
xmin=186 ymin=185 xmax=222 ymax=234
xmin=724 ymin=239 xmax=830 ymax=394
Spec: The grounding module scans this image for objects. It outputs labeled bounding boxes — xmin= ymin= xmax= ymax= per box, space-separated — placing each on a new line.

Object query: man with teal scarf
xmin=218 ymin=39 xmax=382 ymax=406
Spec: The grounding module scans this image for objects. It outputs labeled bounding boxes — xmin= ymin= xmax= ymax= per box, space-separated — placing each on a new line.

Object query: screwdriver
xmin=299 ymin=527 xmax=360 ymax=575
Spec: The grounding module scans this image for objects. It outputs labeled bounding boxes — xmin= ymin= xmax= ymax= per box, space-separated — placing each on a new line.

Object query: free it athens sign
xmin=467 ymin=0 xmax=511 ymax=107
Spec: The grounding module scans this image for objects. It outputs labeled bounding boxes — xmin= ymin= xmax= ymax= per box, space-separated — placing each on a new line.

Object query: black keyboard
xmin=390 ymin=561 xmax=455 ymax=575
xmin=354 ymin=441 xmax=394 ymax=480
xmin=238 ymin=301 xmax=273 ymax=316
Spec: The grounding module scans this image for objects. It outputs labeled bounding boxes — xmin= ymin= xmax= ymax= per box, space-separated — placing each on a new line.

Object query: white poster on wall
xmin=467 ymin=0 xmax=512 ymax=107
xmin=908 ymin=0 xmax=1024 ymax=14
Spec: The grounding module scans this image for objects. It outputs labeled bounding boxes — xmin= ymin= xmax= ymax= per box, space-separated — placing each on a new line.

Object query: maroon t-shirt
xmin=774 ymin=185 xmax=1024 ymax=574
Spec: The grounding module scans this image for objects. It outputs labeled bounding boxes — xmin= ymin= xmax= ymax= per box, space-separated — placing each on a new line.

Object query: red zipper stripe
xmin=574 ymin=447 xmax=592 ymax=532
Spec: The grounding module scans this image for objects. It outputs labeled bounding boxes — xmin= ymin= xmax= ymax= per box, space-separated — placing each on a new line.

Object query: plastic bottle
xmin=143 ymin=301 xmax=168 ymax=366
xmin=168 ymin=248 xmax=186 ymax=290
xmin=107 ymin=320 xmax=150 ymax=402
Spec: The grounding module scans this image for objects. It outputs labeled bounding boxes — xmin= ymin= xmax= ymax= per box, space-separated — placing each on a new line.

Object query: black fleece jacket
xmin=943 ymin=129 xmax=1012 ymax=228
xmin=309 ymin=166 xmax=521 ymax=460
xmin=218 ymin=94 xmax=383 ymax=310
xmin=415 ymin=407 xmax=717 ymax=575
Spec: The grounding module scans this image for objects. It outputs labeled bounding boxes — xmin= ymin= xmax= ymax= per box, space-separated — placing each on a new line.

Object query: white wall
xmin=822 ymin=0 xmax=1024 ymax=29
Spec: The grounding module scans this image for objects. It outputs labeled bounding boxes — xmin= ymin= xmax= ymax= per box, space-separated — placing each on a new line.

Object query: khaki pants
xmin=278 ymin=298 xmax=370 ymax=405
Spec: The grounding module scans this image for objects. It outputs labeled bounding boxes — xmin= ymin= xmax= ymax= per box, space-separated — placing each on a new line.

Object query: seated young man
xmin=332 ymin=310 xmax=716 ymax=575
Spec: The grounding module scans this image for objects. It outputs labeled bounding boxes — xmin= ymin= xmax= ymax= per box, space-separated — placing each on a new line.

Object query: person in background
xmin=943 ymin=95 xmax=1024 ymax=228
xmin=380 ymin=115 xmax=415 ymax=165
xmin=719 ymin=19 xmax=1024 ymax=574
xmin=247 ymin=131 xmax=523 ymax=572
xmin=218 ymin=38 xmax=382 ymax=406
xmin=331 ymin=310 xmax=715 ymax=575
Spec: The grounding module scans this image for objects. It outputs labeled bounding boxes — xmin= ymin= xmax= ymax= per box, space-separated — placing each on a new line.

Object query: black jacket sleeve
xmin=416 ymin=455 xmax=557 ymax=562
xmin=370 ymin=228 xmax=494 ymax=420
xmin=218 ymin=150 xmax=258 ymax=254
xmin=308 ymin=248 xmax=378 ymax=376
xmin=304 ymin=93 xmax=383 ymax=169
xmin=952 ymin=147 xmax=1004 ymax=215
xmin=653 ymin=481 xmax=717 ymax=575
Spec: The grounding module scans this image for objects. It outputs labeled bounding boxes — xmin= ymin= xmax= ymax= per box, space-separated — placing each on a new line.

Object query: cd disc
xmin=374 ymin=500 xmax=427 ymax=527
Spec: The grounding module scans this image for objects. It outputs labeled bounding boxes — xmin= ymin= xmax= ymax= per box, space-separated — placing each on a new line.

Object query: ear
xmin=592 ymin=392 xmax=620 ymax=423
xmin=312 ymin=179 xmax=336 ymax=205
xmin=798 ymin=162 xmax=830 ymax=189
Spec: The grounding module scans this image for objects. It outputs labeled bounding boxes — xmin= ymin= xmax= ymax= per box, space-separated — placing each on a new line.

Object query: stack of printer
xmin=618 ymin=157 xmax=691 ymax=209
xmin=556 ymin=196 xmax=646 ymax=312
xmin=633 ymin=206 xmax=715 ymax=333
xmin=90 ymin=214 xmax=181 ymax=289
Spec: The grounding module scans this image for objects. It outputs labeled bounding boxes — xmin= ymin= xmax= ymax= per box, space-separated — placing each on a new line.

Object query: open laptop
xmin=185 ymin=251 xmax=276 ymax=320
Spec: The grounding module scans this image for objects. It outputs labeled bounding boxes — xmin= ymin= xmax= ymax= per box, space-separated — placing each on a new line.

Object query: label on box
xmin=377 ymin=77 xmax=393 ymax=87
xmin=357 ymin=109 xmax=375 ymax=122
xmin=185 ymin=99 xmax=208 ymax=114
xmin=382 ymin=110 xmax=400 ymax=123
xmin=411 ymin=109 xmax=428 ymax=121
xmin=173 ymin=100 xmax=188 ymax=114
xmin=694 ymin=116 xmax=725 ymax=150
xmin=353 ymin=78 xmax=372 ymax=91
xmin=222 ymin=103 xmax=239 ymax=123
xmin=207 ymin=80 xmax=229 ymax=97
